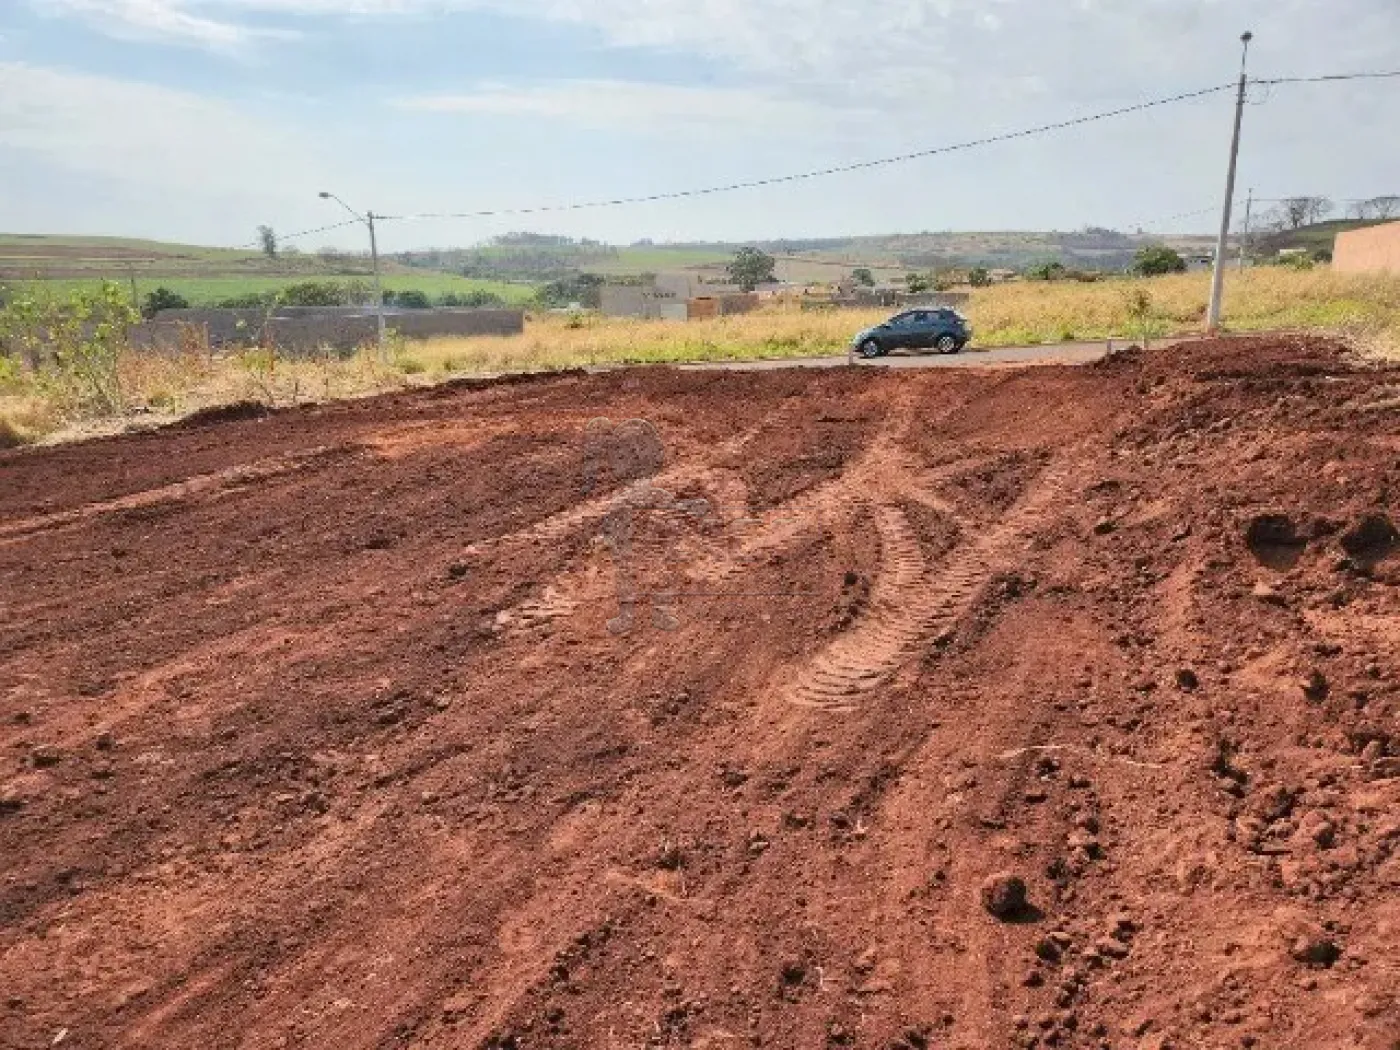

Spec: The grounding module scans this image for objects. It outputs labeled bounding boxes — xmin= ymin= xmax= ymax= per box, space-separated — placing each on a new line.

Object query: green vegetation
xmin=2 ymin=273 xmax=535 ymax=308
xmin=726 ymin=247 xmax=777 ymax=291
xmin=1132 ymin=245 xmax=1187 ymax=277
xmin=141 ymin=286 xmax=189 ymax=318
xmin=0 ymin=281 xmax=139 ymax=425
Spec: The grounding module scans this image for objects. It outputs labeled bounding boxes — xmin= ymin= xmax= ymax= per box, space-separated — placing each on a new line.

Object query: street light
xmin=318 ymin=191 xmax=387 ymax=358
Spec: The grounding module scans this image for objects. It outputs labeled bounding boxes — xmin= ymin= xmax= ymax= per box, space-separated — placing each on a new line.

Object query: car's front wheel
xmin=858 ymin=338 xmax=884 ymax=359
xmin=935 ymin=334 xmax=959 ymax=353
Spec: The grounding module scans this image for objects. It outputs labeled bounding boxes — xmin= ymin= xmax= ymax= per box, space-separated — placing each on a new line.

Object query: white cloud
xmin=0 ymin=61 xmax=307 ymax=195
xmin=397 ymin=79 xmax=874 ymax=135
xmin=40 ymin=0 xmax=1400 ymax=115
xmin=37 ymin=0 xmax=284 ymax=49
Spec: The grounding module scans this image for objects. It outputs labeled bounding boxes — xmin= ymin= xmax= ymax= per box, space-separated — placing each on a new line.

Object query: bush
xmin=1026 ymin=261 xmax=1068 ymax=282
xmin=0 ymin=281 xmax=137 ymax=415
xmin=439 ymin=289 xmax=506 ymax=308
xmin=1132 ymin=245 xmax=1187 ymax=277
xmin=279 ymin=281 xmax=348 ymax=307
xmin=537 ymin=273 xmax=604 ymax=309
xmin=968 ymin=267 xmax=991 ymax=287
xmin=851 ymin=267 xmax=875 ymax=287
xmin=141 ymin=286 xmax=189 ymax=319
xmin=215 ymin=292 xmax=273 ymax=309
xmin=387 ymin=289 xmax=431 ymax=309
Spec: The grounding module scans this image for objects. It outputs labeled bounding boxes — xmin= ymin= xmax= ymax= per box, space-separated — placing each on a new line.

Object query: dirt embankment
xmin=1 ymin=336 xmax=1397 ymax=1050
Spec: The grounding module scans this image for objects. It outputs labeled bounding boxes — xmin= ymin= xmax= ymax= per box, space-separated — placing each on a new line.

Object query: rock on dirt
xmin=1290 ymin=932 xmax=1342 ymax=968
xmin=981 ymin=872 xmax=1029 ymax=920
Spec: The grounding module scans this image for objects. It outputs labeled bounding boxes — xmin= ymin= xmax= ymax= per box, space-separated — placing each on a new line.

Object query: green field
xmin=0 ymin=233 xmax=537 ymax=306
xmin=5 ymin=273 xmax=537 ymax=307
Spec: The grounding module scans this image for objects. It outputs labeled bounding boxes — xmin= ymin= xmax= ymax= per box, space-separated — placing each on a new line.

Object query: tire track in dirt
xmin=785 ymin=456 xmax=1076 ymax=712
xmin=0 ymin=444 xmax=359 ymax=545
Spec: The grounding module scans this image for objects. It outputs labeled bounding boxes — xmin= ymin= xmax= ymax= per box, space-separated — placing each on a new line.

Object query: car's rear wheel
xmin=858 ymin=338 xmax=884 ymax=359
xmin=935 ymin=334 xmax=959 ymax=353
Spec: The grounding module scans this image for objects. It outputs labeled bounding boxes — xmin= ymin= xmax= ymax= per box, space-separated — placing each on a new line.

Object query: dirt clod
xmin=1290 ymin=933 xmax=1342 ymax=968
xmin=981 ymin=872 xmax=1029 ymax=920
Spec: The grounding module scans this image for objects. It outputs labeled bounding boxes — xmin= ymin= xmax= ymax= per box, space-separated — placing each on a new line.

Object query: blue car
xmin=852 ymin=308 xmax=971 ymax=358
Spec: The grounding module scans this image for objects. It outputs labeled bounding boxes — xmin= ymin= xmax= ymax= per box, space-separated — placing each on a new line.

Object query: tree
xmin=726 ymin=247 xmax=776 ymax=292
xmin=257 ymin=225 xmax=278 ymax=258
xmin=851 ymin=267 xmax=875 ymax=287
xmin=904 ymin=272 xmax=931 ymax=294
xmin=141 ymin=286 xmax=189 ymax=318
xmin=968 ymin=267 xmax=991 ymax=287
xmin=1278 ymin=196 xmax=1334 ymax=230
xmin=1353 ymin=196 xmax=1400 ymax=221
xmin=1131 ymin=245 xmax=1188 ymax=277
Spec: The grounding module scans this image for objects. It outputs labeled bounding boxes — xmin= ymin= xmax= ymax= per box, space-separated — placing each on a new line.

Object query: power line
xmin=378 ymin=82 xmax=1236 ymax=224
xmin=231 ymin=68 xmax=1400 ymax=250
xmin=1255 ymin=70 xmax=1400 ymax=85
xmin=232 ymin=218 xmax=362 ymax=251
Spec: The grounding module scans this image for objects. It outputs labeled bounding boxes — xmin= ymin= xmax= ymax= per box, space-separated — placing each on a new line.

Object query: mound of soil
xmin=2 ymin=336 xmax=1397 ymax=1050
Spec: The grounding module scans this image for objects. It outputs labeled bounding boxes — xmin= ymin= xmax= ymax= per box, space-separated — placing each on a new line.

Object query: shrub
xmin=1132 ymin=245 xmax=1188 ymax=277
xmin=216 ymin=292 xmax=273 ymax=309
xmin=0 ymin=281 xmax=138 ymax=415
xmin=387 ymin=289 xmax=431 ymax=309
xmin=968 ymin=267 xmax=991 ymax=287
xmin=1026 ymin=261 xmax=1068 ymax=282
xmin=141 ymin=286 xmax=190 ymax=318
xmin=279 ymin=281 xmax=348 ymax=307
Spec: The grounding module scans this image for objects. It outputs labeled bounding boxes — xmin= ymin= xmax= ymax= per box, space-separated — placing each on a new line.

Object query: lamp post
xmin=1206 ymin=31 xmax=1253 ymax=333
xmin=318 ymin=191 xmax=387 ymax=358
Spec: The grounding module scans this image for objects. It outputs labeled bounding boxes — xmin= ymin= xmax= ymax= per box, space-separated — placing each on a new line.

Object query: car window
xmin=911 ymin=311 xmax=932 ymax=324
xmin=889 ymin=313 xmax=914 ymax=326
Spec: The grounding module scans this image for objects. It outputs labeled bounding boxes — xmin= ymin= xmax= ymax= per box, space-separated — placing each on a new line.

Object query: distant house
xmin=1334 ymin=220 xmax=1400 ymax=274
xmin=1181 ymin=249 xmax=1215 ymax=273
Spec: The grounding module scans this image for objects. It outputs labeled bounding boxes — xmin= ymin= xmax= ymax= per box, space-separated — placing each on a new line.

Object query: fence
xmin=130 ymin=307 xmax=525 ymax=355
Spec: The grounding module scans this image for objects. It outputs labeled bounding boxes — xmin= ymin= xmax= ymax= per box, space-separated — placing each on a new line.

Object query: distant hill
xmin=394 ymin=229 xmax=1219 ymax=285
xmin=0 ymin=233 xmax=372 ymax=283
xmin=2 ymin=225 xmax=1228 ymax=306
xmin=0 ymin=233 xmax=535 ymax=306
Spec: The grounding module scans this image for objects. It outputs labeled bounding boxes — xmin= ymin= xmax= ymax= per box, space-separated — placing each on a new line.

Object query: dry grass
xmin=395 ymin=268 xmax=1400 ymax=372
xmin=3 ymin=267 xmax=1397 ymax=446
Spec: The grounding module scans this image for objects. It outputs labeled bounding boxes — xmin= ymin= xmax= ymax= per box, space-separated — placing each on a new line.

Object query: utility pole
xmin=318 ymin=191 xmax=388 ymax=360
xmin=1239 ymin=187 xmax=1254 ymax=271
xmin=366 ymin=210 xmax=386 ymax=356
xmin=1206 ymin=31 xmax=1253 ymax=333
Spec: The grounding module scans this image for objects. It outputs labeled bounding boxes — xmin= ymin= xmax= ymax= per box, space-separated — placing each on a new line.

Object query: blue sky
xmin=1 ymin=0 xmax=1398 ymax=251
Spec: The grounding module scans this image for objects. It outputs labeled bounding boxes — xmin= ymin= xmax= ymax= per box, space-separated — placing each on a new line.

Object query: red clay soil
xmin=1 ymin=336 xmax=1398 ymax=1050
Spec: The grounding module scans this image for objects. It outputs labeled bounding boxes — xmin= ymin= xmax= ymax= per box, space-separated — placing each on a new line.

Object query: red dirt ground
xmin=1 ymin=336 xmax=1397 ymax=1050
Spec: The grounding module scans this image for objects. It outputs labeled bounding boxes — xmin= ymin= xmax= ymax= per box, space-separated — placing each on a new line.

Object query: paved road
xmin=677 ymin=340 xmax=1123 ymax=372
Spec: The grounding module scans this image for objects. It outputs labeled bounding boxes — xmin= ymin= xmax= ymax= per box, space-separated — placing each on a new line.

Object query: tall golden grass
xmin=3 ymin=267 xmax=1397 ymax=445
